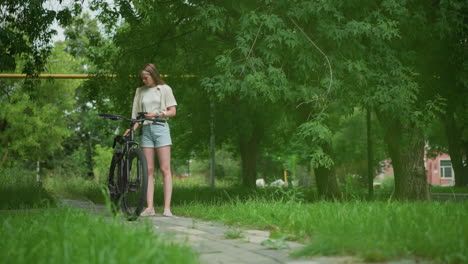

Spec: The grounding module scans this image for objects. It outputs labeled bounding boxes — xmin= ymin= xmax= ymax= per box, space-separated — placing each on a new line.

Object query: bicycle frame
xmin=113 ymin=122 xmax=141 ymax=194
xmin=99 ymin=112 xmax=164 ymax=202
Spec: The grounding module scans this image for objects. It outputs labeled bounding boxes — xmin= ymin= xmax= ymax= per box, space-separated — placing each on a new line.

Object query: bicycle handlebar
xmin=98 ymin=112 xmax=165 ymax=124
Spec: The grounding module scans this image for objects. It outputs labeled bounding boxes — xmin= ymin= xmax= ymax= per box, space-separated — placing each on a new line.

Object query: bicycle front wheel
xmin=108 ymin=151 xmax=122 ymax=213
xmin=121 ymin=147 xmax=148 ymax=220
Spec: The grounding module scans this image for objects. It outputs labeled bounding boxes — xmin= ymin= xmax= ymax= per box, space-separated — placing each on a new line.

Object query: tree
xmin=0 ymin=42 xmax=80 ymax=167
xmin=419 ymin=1 xmax=468 ymax=187
xmin=81 ymin=0 xmax=466 ymax=198
xmin=60 ymin=13 xmax=116 ymax=177
xmin=0 ymin=0 xmax=82 ymax=170
xmin=0 ymin=0 xmax=80 ymax=73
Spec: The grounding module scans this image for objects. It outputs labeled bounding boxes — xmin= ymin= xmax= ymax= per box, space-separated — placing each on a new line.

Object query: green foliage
xmin=43 ymin=174 xmax=105 ymax=203
xmin=58 ymin=146 xmax=89 ymax=177
xmin=294 ymin=121 xmax=334 ymax=169
xmin=380 ymin=175 xmax=395 ymax=192
xmin=0 ymin=42 xmax=84 ymax=167
xmin=0 ymin=0 xmax=80 ymax=73
xmin=92 ymin=144 xmax=113 ymax=184
xmin=13 ymin=0 xmax=464 ymax=194
xmin=0 ymin=83 xmax=73 ymax=164
xmin=0 ymin=168 xmax=56 ymax=209
xmin=190 ymin=147 xmax=241 ymax=182
xmin=0 ymin=207 xmax=199 ymax=264
xmin=272 ymin=187 xmax=306 ymax=203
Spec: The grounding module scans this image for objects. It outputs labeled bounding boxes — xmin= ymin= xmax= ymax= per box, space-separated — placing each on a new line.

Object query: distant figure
xmin=124 ymin=63 xmax=177 ymax=217
xmin=270 ymin=179 xmax=285 ymax=187
xmin=256 ymin=179 xmax=266 ymax=188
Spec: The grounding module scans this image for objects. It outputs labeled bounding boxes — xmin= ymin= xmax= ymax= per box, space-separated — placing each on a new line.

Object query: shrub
xmin=0 ymin=167 xmax=56 ymax=209
xmin=92 ymin=144 xmax=113 ymax=184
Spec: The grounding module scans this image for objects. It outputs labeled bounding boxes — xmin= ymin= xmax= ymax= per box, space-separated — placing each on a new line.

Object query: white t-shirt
xmin=131 ymin=84 xmax=177 ymax=124
xmin=141 ymin=87 xmax=161 ymax=114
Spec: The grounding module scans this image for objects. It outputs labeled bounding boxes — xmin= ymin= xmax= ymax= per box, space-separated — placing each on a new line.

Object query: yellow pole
xmin=0 ymin=73 xmax=196 ymax=79
xmin=283 ymin=163 xmax=288 ymax=185
xmin=0 ymin=74 xmax=115 ymax=79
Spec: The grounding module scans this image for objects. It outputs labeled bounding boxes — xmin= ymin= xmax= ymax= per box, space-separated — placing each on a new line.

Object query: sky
xmin=44 ymin=0 xmax=100 ymax=43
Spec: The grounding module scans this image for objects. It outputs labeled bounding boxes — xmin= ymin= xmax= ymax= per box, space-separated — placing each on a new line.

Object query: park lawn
xmin=13 ymin=173 xmax=467 ymax=263
xmin=42 ymin=175 xmax=106 ymax=203
xmin=0 ymin=207 xmax=199 ymax=264
xmin=173 ymin=199 xmax=468 ymax=264
xmin=430 ymin=185 xmax=468 ymax=194
xmin=0 ymin=169 xmax=56 ymax=209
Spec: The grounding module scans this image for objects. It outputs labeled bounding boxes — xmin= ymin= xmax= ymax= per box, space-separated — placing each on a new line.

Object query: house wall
xmin=378 ymin=153 xmax=456 ymax=186
xmin=425 ymin=153 xmax=455 ymax=186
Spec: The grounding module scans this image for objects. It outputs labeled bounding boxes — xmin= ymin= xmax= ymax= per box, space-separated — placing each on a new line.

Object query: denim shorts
xmin=141 ymin=122 xmax=172 ymax=148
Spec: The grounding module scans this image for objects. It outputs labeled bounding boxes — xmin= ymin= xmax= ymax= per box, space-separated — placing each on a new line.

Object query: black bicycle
xmin=98 ymin=112 xmax=165 ymax=220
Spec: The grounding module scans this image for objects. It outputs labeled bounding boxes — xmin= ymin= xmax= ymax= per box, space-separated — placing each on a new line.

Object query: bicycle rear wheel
xmin=108 ymin=151 xmax=122 ymax=213
xmin=121 ymin=147 xmax=148 ymax=220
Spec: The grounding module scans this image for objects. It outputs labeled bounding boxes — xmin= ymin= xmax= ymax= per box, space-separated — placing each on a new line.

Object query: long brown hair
xmin=141 ymin=63 xmax=166 ymax=85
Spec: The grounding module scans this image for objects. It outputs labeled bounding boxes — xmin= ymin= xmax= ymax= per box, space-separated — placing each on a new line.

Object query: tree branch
xmin=289 ymin=17 xmax=333 ymax=109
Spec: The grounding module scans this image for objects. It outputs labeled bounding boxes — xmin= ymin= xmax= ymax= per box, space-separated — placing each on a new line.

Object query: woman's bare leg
xmin=156 ymin=145 xmax=173 ymax=216
xmin=142 ymin=147 xmax=155 ymax=214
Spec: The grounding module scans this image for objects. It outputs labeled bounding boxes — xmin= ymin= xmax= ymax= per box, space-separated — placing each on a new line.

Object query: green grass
xmin=8 ymin=170 xmax=467 ymax=263
xmin=430 ymin=186 xmax=468 ymax=194
xmin=0 ymin=207 xmax=199 ymax=264
xmin=42 ymin=175 xmax=106 ymax=203
xmin=42 ymin=175 xmax=318 ymax=205
xmin=0 ymin=168 xmax=56 ymax=209
xmin=173 ymin=199 xmax=468 ymax=263
xmin=224 ymin=226 xmax=244 ymax=239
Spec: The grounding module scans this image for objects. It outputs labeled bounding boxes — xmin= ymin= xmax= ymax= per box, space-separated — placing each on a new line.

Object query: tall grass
xmin=0 ymin=168 xmax=56 ymax=209
xmin=12 ymin=169 xmax=467 ymax=263
xmin=152 ymin=181 xmax=317 ymax=205
xmin=0 ymin=207 xmax=199 ymax=264
xmin=42 ymin=175 xmax=106 ymax=203
xmin=174 ymin=199 xmax=468 ymax=263
xmin=43 ymin=174 xmax=318 ymax=206
xmin=431 ymin=186 xmax=468 ymax=194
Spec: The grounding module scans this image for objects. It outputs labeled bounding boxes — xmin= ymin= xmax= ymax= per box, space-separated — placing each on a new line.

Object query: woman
xmin=124 ymin=63 xmax=177 ymax=217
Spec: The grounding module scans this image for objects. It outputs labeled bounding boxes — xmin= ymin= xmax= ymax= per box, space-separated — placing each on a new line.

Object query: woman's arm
xmin=124 ymin=122 xmax=140 ymax=137
xmin=162 ymin=106 xmax=176 ymax=117
xmin=124 ymin=88 xmax=142 ymax=136
xmin=145 ymin=105 xmax=176 ymax=118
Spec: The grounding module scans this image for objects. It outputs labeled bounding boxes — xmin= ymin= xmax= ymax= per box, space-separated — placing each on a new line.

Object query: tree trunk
xmin=314 ymin=143 xmax=341 ymax=199
xmin=443 ymin=113 xmax=468 ymax=187
xmin=1 ymin=151 xmax=8 ymax=164
xmin=366 ymin=107 xmax=374 ymax=199
xmin=36 ymin=161 xmax=41 ymax=183
xmin=239 ymin=126 xmax=262 ymax=188
xmin=209 ymin=102 xmax=216 ymax=189
xmin=86 ymin=133 xmax=94 ymax=177
xmin=377 ymin=115 xmax=429 ymax=200
xmin=315 ymin=165 xmax=340 ymax=199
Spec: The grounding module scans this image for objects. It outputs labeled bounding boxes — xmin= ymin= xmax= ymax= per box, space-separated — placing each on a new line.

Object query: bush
xmin=43 ymin=175 xmax=105 ymax=203
xmin=0 ymin=167 xmax=56 ymax=209
xmin=343 ymin=174 xmax=366 ymax=196
xmin=92 ymin=144 xmax=113 ymax=184
xmin=190 ymin=148 xmax=241 ymax=183
xmin=60 ymin=146 xmax=89 ymax=177
xmin=380 ymin=175 xmax=395 ymax=192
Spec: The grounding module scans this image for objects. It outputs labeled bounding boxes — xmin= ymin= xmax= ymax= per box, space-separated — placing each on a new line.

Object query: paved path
xmin=59 ymin=200 xmax=431 ymax=264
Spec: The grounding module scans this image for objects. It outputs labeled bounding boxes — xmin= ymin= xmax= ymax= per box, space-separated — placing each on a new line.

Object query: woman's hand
xmin=123 ymin=129 xmax=131 ymax=137
xmin=145 ymin=112 xmax=160 ymax=118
